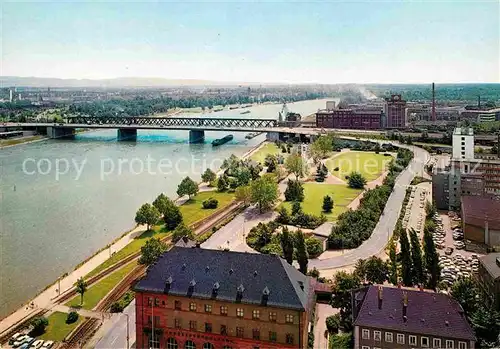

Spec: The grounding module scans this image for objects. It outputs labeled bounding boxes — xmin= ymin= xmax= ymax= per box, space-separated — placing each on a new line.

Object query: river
xmin=0 ymin=98 xmax=330 ymax=318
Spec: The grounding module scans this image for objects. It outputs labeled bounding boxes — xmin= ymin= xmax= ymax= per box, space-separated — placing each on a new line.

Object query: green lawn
xmin=179 ymin=191 xmax=235 ymax=226
xmin=250 ymin=143 xmax=283 ymax=164
xmin=38 ymin=311 xmax=84 ymax=342
xmin=279 ymin=183 xmax=361 ymax=221
xmin=326 ymin=151 xmax=391 ymax=182
xmin=66 ymin=261 xmax=137 ymax=310
xmin=85 ymin=191 xmax=234 ymax=278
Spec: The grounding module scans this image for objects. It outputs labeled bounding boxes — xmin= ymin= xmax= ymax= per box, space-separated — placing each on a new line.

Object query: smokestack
xmin=431 ymin=82 xmax=436 ymax=121
xmin=478 ymin=95 xmax=481 ymax=109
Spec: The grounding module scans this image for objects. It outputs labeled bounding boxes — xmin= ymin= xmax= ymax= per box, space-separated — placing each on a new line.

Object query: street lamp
xmin=123 ymin=313 xmax=130 ymax=349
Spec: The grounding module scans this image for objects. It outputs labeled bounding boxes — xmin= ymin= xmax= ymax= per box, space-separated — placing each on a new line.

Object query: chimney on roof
xmin=213 ymin=282 xmax=220 ymax=292
xmin=377 ymin=286 xmax=383 ymax=309
xmin=166 ymin=276 xmax=173 ymax=285
xmin=298 ymin=281 xmax=304 ymax=290
xmin=402 ymin=291 xmax=408 ymax=319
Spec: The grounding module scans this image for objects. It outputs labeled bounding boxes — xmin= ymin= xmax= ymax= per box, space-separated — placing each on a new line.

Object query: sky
xmin=2 ymin=0 xmax=499 ymax=84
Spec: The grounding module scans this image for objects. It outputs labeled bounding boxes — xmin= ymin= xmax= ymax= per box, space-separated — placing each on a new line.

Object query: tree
xmin=172 ymin=222 xmax=194 ymax=243
xmin=363 ymin=256 xmax=388 ymax=284
xmin=177 ymin=176 xmax=199 ymax=199
xmin=153 ymin=194 xmax=182 ymax=229
xmin=285 ymin=154 xmax=307 ymax=179
xmin=264 ymin=154 xmax=278 ymax=172
xmin=400 ymin=230 xmax=413 ymax=286
xmin=66 ymin=311 xmax=79 ymax=324
xmin=202 ymin=197 xmax=218 ymax=209
xmin=423 ymin=227 xmax=440 ymax=289
xmin=305 ymin=237 xmax=324 ymax=258
xmin=347 ymin=171 xmax=367 ymax=189
xmin=295 ymin=230 xmax=309 ymax=274
xmin=235 ymin=185 xmax=252 ymax=206
xmin=284 ymin=179 xmax=304 ymax=202
xmin=135 ymin=203 xmax=161 ymax=230
xmin=331 ymin=271 xmax=361 ymax=331
xmin=450 ymin=277 xmax=479 ymax=316
xmin=276 ymin=205 xmax=291 ymax=225
xmin=409 ymin=229 xmax=425 ymax=285
xmin=235 ymin=166 xmax=252 ymax=187
xmin=315 ymin=163 xmax=328 ymax=182
xmin=201 ymin=168 xmax=216 ymax=183
xmin=30 ymin=317 xmax=49 ymax=335
xmin=217 ymin=174 xmax=228 ymax=192
xmin=76 ymin=277 xmax=87 ymax=305
xmin=250 ymin=174 xmax=279 ymax=213
xmin=307 ymin=267 xmax=320 ymax=278
xmin=280 ymin=227 xmax=294 ymax=265
xmin=326 ymin=314 xmax=341 ymax=334
xmin=139 ymin=237 xmax=168 ymax=265
xmin=471 ymin=306 xmax=500 ymax=347
xmin=388 ymin=240 xmax=398 ymax=285
xmin=310 ymin=134 xmax=335 ymax=160
xmin=322 ymin=195 xmax=334 ymax=213
xmin=291 ymin=201 xmax=302 ymax=216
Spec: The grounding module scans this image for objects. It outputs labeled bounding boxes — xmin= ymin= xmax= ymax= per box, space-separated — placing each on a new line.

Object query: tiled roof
xmin=134 ymin=247 xmax=310 ymax=310
xmin=354 ymin=285 xmax=475 ymax=341
xmin=479 ymin=253 xmax=500 ymax=280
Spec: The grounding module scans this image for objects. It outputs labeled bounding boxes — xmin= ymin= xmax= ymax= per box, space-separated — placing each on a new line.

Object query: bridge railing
xmin=66 ymin=116 xmax=279 ymax=128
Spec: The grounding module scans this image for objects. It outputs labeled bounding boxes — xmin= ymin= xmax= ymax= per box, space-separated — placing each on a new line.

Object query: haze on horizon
xmin=2 ymin=1 xmax=499 ymax=84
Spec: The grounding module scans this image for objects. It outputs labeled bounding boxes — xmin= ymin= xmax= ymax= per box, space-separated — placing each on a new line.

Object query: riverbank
xmin=0 ymin=135 xmax=48 ymax=149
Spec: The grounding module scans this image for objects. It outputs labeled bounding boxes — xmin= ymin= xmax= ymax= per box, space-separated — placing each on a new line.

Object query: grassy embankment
xmin=37 ymin=312 xmax=84 ymax=342
xmin=326 ymin=151 xmax=390 ymax=182
xmin=280 ymin=183 xmax=361 ymax=222
xmin=250 ymin=142 xmax=286 ymax=164
xmin=85 ymin=191 xmax=235 ymax=278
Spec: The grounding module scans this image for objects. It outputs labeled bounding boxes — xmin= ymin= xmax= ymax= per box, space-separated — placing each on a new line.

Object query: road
xmin=95 ymin=301 xmax=136 ymax=349
xmin=308 ymin=143 xmax=429 ymax=269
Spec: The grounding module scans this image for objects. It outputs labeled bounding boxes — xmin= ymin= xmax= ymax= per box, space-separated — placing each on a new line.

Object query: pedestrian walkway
xmin=50 ymin=305 xmax=110 ymax=320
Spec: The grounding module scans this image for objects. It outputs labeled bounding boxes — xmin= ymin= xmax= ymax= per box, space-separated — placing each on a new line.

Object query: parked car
xmin=41 ymin=341 xmax=54 ymax=349
xmin=31 ymin=339 xmax=44 ymax=349
xmin=445 ymin=247 xmax=454 ymax=255
xmin=9 ymin=333 xmax=23 ymax=345
xmin=12 ymin=336 xmax=29 ymax=348
xmin=20 ymin=338 xmax=35 ymax=349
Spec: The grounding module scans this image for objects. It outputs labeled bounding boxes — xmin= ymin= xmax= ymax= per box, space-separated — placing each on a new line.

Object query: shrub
xmin=284 ymin=179 xmax=304 ymax=202
xmin=202 ymin=197 xmax=219 ymax=209
xmin=326 ymin=314 xmax=341 ymax=334
xmin=333 ymin=166 xmax=339 ymax=171
xmin=30 ymin=317 xmax=49 ymax=336
xmin=110 ymin=302 xmax=124 ymax=313
xmin=66 ymin=311 xmax=79 ymax=324
xmin=347 ymin=171 xmax=367 ymax=189
xmin=322 ymin=195 xmax=334 ymax=213
xmin=306 ymin=237 xmax=324 ymax=258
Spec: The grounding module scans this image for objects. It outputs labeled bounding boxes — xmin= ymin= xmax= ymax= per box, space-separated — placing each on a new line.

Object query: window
xmin=148 ymin=297 xmax=153 ymax=306
xmin=149 ymin=335 xmax=160 ymax=349
xmin=252 ymin=329 xmax=260 ymax=340
xmin=236 ymin=327 xmax=244 ymax=338
xmin=362 ymin=329 xmax=370 ymax=340
xmin=409 ymin=335 xmax=417 ymax=346
xmin=286 ymin=334 xmax=294 ymax=345
xmin=236 ymin=308 xmax=244 ymax=317
xmin=285 ymin=314 xmax=294 ymax=323
xmin=422 ymin=337 xmax=429 ymax=347
xmin=361 ymin=347 xmax=370 ymax=349
xmin=397 ymin=333 xmax=405 ymax=344
xmin=252 ymin=310 xmax=260 ymax=319
xmin=269 ymin=331 xmax=277 ymax=342
xmin=446 ymin=340 xmax=454 ymax=349
xmin=189 ymin=302 xmax=197 ymax=311
xmin=374 ymin=331 xmax=381 ymax=341
xmin=154 ymin=298 xmax=160 ymax=307
xmin=148 ymin=315 xmax=160 ymax=326
xmin=167 ymin=338 xmax=178 ymax=349
xmin=203 ymin=344 xmax=214 ymax=349
xmin=174 ymin=318 xmax=181 ymax=329
xmin=204 ymin=323 xmax=212 ymax=333
xmin=174 ymin=300 xmax=181 ymax=310
xmin=220 ymin=325 xmax=227 ymax=335
xmin=269 ymin=312 xmax=277 ymax=322
xmin=189 ymin=320 xmax=197 ymax=331
xmin=458 ymin=342 xmax=466 ymax=349
xmin=433 ymin=338 xmax=442 ymax=348
xmin=220 ymin=306 xmax=228 ymax=315
xmin=385 ymin=332 xmax=393 ymax=343
xmin=185 ymin=341 xmax=196 ymax=349
xmin=204 ymin=304 xmax=212 ymax=313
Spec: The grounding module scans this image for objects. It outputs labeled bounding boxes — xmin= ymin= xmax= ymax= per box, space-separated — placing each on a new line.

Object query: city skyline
xmin=2 ymin=1 xmax=499 ymax=84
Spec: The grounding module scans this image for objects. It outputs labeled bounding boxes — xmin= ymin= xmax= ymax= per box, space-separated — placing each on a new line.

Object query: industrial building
xmin=315 ymin=108 xmax=382 ymax=130
xmin=461 ymin=196 xmax=500 ymax=249
xmin=476 ymin=253 xmax=500 ymax=311
xmin=384 ymin=94 xmax=407 ymax=128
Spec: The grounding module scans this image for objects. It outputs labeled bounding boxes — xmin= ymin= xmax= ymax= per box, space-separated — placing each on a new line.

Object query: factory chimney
xmin=431 ymin=82 xmax=436 ymax=121
xmin=478 ymin=95 xmax=481 ymax=109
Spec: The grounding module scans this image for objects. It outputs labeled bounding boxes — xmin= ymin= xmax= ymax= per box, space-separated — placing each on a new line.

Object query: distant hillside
xmin=0 ymin=76 xmax=264 ymax=88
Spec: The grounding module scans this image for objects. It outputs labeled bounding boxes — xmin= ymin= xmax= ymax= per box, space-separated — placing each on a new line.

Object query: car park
xmin=13 ymin=336 xmax=29 ymax=348
xmin=9 ymin=333 xmax=23 ymax=345
xmin=20 ymin=338 xmax=35 ymax=349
